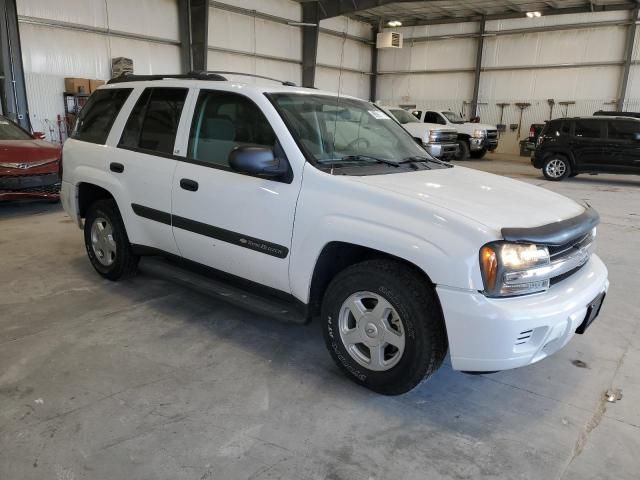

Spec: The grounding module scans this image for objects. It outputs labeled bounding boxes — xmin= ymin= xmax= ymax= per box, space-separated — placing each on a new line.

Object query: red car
xmin=0 ymin=115 xmax=62 ymax=201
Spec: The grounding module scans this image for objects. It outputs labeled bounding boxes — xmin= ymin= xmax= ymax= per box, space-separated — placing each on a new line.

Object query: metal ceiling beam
xmin=361 ymin=2 xmax=636 ymax=27
xmin=316 ymin=0 xmax=420 ymax=20
xmin=470 ymin=17 xmax=485 ymax=119
xmin=370 ymin=26 xmax=378 ymax=101
xmin=177 ymin=0 xmax=192 ymax=72
xmin=0 ymin=0 xmax=30 ymax=129
xmin=302 ymin=2 xmax=320 ymax=88
xmin=618 ymin=6 xmax=639 ymax=110
xmin=190 ymin=0 xmax=209 ymax=71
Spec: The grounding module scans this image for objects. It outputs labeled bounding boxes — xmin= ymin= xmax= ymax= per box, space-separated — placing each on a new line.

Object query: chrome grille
xmin=486 ymin=130 xmax=498 ymax=139
xmin=431 ymin=130 xmax=457 ymax=143
xmin=547 ymin=231 xmax=595 ymax=285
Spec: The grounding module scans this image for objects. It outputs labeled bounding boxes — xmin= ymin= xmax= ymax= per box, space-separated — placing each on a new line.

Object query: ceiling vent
xmin=376 ymin=31 xmax=403 ymax=49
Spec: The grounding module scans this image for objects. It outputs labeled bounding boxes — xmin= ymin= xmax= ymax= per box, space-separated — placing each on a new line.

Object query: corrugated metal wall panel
xmin=17 ymin=0 xmax=182 ymax=144
xmin=208 ymin=8 xmax=301 ymax=62
xmin=376 ymin=10 xmax=638 ymax=154
xmin=17 ymin=0 xmax=179 ymax=40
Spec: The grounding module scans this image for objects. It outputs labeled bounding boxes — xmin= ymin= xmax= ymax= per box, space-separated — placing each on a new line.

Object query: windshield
xmin=442 ymin=111 xmax=465 ymax=124
xmin=389 ymin=108 xmax=420 ymax=124
xmin=270 ymin=94 xmax=428 ymax=166
xmin=0 ymin=117 xmax=32 ymax=140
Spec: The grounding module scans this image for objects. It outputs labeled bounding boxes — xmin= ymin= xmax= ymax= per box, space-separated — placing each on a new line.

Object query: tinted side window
xmin=119 ymin=87 xmax=188 ymax=155
xmin=574 ymin=120 xmax=602 ymax=139
xmin=544 ymin=120 xmax=565 ymax=137
xmin=188 ymin=91 xmax=276 ymax=168
xmin=73 ymin=88 xmax=132 ymax=144
xmin=607 ymin=120 xmax=639 ymax=141
xmin=424 ymin=111 xmax=439 ymax=123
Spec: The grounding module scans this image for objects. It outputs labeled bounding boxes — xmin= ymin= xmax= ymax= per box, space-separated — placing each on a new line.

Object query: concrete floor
xmin=1 ymin=155 xmax=639 ymax=480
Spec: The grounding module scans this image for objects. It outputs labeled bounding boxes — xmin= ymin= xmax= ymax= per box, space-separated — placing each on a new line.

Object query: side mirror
xmin=229 ymin=145 xmax=287 ymax=178
xmin=33 ymin=131 xmax=46 ymax=140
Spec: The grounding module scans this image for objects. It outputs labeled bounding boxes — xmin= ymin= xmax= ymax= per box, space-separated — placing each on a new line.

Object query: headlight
xmin=480 ymin=242 xmax=551 ymax=297
xmin=472 ymin=129 xmax=486 ymax=139
xmin=428 ymin=132 xmax=438 ymax=143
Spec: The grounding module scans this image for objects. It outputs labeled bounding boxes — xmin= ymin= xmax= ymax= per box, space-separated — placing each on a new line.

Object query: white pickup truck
xmin=383 ymin=107 xmax=458 ymax=161
xmin=412 ymin=109 xmax=498 ymax=160
xmin=61 ymin=73 xmax=608 ymax=395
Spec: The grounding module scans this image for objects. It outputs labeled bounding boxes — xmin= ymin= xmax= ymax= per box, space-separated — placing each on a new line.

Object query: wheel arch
xmin=306 ymin=241 xmax=437 ymax=319
xmin=78 ymin=182 xmax=117 ymax=219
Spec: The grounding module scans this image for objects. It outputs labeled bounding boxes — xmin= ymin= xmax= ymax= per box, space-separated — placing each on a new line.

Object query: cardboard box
xmin=89 ymin=79 xmax=106 ymax=92
xmin=64 ymin=78 xmax=91 ymax=94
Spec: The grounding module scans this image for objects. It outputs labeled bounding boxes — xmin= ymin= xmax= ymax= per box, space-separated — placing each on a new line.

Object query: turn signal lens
xmin=480 ymin=245 xmax=498 ymax=291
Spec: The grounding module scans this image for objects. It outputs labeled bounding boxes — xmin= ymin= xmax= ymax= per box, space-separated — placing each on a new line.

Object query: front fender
xmin=289 ymin=165 xmax=490 ymax=304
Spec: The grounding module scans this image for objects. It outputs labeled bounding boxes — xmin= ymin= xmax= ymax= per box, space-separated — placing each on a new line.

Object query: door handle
xmin=180 ymin=178 xmax=199 ymax=192
xmin=110 ymin=162 xmax=124 ymax=173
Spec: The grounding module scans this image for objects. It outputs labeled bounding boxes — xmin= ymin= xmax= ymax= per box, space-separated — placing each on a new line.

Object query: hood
xmin=351 ymin=166 xmax=585 ymax=234
xmin=0 ymin=139 xmax=61 ymax=163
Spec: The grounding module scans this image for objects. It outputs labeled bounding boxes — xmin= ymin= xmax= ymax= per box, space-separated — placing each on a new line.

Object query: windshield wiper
xmin=333 ymin=155 xmax=400 ymax=167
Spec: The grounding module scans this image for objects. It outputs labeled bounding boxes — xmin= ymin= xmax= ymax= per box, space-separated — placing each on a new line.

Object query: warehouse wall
xmin=17 ymin=0 xmax=181 ymax=142
xmin=208 ymin=0 xmax=373 ymax=99
xmin=17 ymin=0 xmax=373 ymax=143
xmin=377 ymin=10 xmax=637 ymax=154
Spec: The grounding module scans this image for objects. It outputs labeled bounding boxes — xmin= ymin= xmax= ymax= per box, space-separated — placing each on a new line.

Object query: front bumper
xmin=425 ymin=142 xmax=459 ymax=160
xmin=0 ymin=172 xmax=60 ymax=200
xmin=437 ymin=254 xmax=609 ymax=372
xmin=470 ymin=137 xmax=498 ymax=151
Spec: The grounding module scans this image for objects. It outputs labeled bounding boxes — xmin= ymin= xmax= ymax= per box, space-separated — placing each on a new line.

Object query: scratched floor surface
xmin=1 ymin=154 xmax=639 ymax=480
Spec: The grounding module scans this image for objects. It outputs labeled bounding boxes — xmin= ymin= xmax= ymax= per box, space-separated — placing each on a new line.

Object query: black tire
xmin=84 ymin=198 xmax=139 ymax=280
xmin=470 ymin=148 xmax=487 ymax=159
xmin=456 ymin=140 xmax=470 ymax=160
xmin=542 ymin=154 xmax=571 ymax=181
xmin=321 ymin=259 xmax=447 ymax=395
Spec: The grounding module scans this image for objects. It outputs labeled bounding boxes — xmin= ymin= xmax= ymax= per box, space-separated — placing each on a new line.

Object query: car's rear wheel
xmin=543 ymin=155 xmax=571 ymax=181
xmin=84 ymin=199 xmax=139 ymax=280
xmin=321 ymin=259 xmax=447 ymax=395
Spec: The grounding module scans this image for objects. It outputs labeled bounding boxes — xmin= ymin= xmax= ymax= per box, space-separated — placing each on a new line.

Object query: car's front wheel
xmin=456 ymin=140 xmax=470 ymax=160
xmin=543 ymin=155 xmax=571 ymax=181
xmin=321 ymin=260 xmax=447 ymax=395
xmin=84 ymin=199 xmax=139 ymax=280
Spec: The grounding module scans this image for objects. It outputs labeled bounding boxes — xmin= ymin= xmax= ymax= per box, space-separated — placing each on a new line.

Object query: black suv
xmin=533 ymin=116 xmax=640 ymax=181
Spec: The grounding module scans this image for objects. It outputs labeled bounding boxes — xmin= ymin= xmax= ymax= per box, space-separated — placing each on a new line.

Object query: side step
xmin=139 ymin=256 xmax=308 ymax=324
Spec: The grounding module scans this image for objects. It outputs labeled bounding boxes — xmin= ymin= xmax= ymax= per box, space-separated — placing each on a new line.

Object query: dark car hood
xmin=0 ymin=140 xmax=61 ymax=163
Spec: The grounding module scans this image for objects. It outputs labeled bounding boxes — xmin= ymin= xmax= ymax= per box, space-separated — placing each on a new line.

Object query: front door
xmin=171 ymin=90 xmax=301 ymax=293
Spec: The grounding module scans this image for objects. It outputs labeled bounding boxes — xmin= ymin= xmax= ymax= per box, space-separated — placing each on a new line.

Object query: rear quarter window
xmin=574 ymin=120 xmax=602 ymax=139
xmin=72 ymin=88 xmax=132 ymax=144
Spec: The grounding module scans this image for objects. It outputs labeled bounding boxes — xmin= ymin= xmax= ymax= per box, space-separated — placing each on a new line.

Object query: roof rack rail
xmin=106 ymin=71 xmax=297 ymax=87
xmin=107 ymin=72 xmax=227 ymax=84
xmin=195 ymin=71 xmax=297 ymax=87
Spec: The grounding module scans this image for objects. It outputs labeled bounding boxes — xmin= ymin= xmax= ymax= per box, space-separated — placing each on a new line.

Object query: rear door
xmin=572 ymin=119 xmax=606 ymax=171
xmin=605 ymin=120 xmax=640 ymax=173
xmin=114 ymin=87 xmax=189 ymax=254
xmin=170 ymin=89 xmax=301 ymax=293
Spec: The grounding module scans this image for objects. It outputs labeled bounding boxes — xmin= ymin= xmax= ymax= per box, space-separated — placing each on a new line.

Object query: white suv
xmin=61 ymin=72 xmax=609 ymax=395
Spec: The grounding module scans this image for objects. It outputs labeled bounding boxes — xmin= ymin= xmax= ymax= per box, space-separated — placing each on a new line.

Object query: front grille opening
xmin=0 ymin=182 xmax=61 ymax=195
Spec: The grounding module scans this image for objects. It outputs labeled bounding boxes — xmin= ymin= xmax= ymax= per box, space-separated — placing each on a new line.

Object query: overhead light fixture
xmin=526 ymin=11 xmax=542 ymax=18
xmin=387 ymin=20 xmax=402 ymax=27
